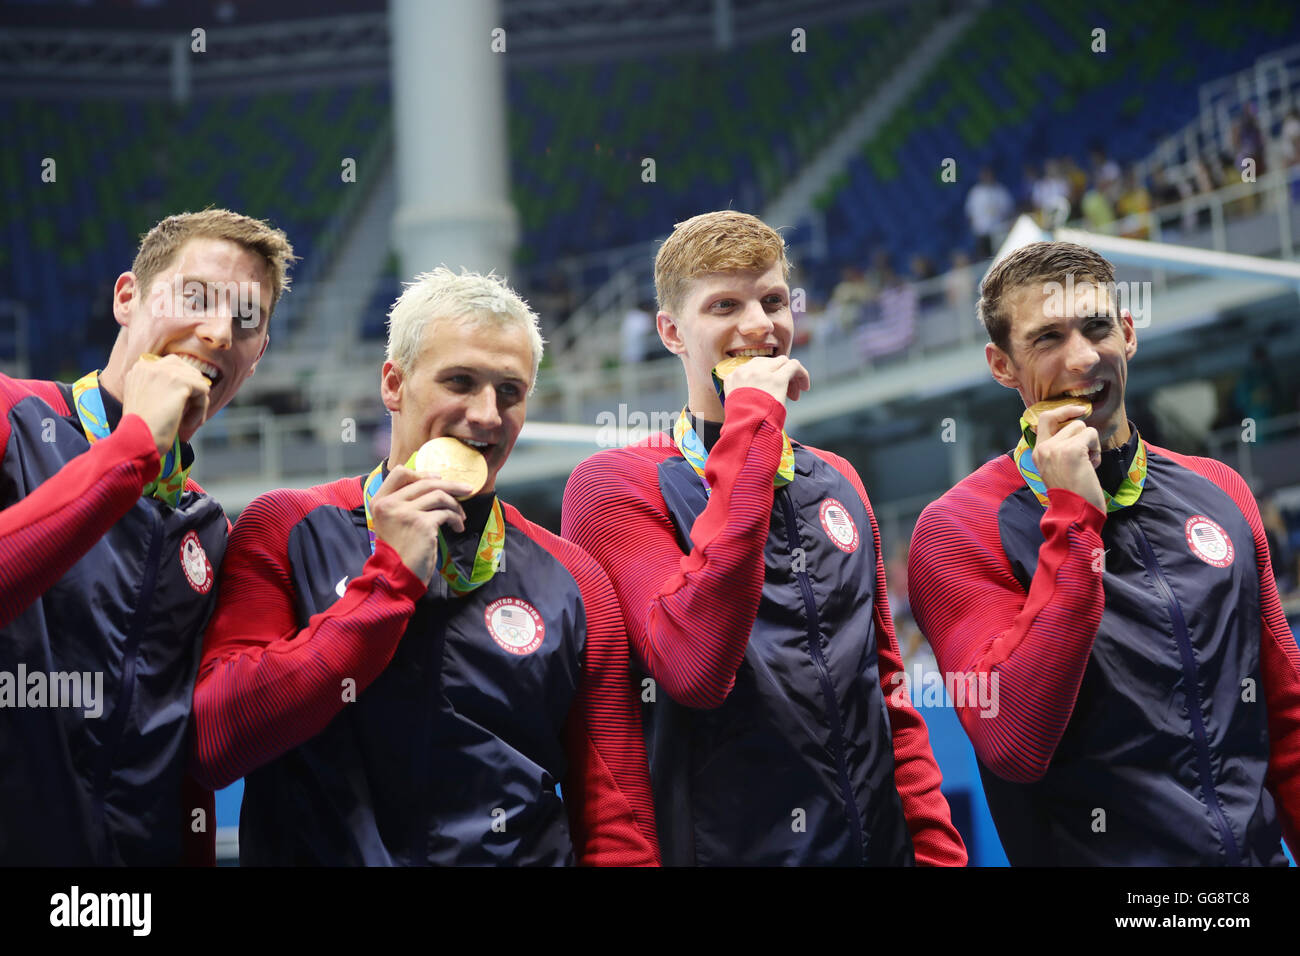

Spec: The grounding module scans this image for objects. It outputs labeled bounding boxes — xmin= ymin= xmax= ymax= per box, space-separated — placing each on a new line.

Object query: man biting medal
xmin=191 ymin=267 xmax=660 ymax=866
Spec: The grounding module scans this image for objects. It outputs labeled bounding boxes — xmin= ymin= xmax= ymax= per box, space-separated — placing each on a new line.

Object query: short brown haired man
xmin=907 ymin=240 xmax=1300 ymax=865
xmin=0 ymin=209 xmax=296 ymax=864
xmin=562 ymin=210 xmax=966 ymax=866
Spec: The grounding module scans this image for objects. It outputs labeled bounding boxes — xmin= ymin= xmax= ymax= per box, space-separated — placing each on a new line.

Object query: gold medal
xmin=139 ymin=352 xmax=162 ymax=363
xmin=712 ymin=356 xmax=754 ymax=380
xmin=407 ymin=437 xmax=488 ymax=500
xmin=1024 ymin=398 xmax=1092 ymax=430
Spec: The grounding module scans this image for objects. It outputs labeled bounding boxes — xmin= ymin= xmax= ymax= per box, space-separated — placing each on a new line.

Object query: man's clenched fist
xmin=122 ymin=353 xmax=212 ymax=456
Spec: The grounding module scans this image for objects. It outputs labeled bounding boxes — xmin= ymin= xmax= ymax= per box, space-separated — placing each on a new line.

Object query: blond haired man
xmin=562 ymin=211 xmax=966 ymax=866
xmin=0 ymin=209 xmax=296 ymax=864
xmin=192 ymin=268 xmax=659 ymax=866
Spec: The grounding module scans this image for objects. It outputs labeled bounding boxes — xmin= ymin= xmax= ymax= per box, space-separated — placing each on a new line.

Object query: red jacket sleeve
xmin=818 ymin=451 xmax=967 ymax=866
xmin=191 ymin=491 xmax=427 ymax=790
xmin=0 ymin=412 xmax=158 ymax=628
xmin=1253 ymin=509 xmax=1300 ymax=859
xmin=908 ymin=482 xmax=1108 ymax=784
xmin=560 ymin=387 xmax=785 ymax=709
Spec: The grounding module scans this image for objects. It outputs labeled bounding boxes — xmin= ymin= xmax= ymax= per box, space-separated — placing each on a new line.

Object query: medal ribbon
xmin=362 ymin=463 xmax=505 ymax=595
xmin=1013 ymin=413 xmax=1148 ymax=513
xmin=671 ymin=366 xmax=796 ymax=494
xmin=72 ymin=370 xmax=190 ymax=507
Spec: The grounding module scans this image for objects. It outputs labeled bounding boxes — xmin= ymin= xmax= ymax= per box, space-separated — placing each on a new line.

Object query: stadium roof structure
xmin=0 ymin=0 xmax=936 ymax=97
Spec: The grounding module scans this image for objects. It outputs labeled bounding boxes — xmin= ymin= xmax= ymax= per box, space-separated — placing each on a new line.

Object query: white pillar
xmin=389 ymin=0 xmax=519 ymax=277
xmin=713 ymin=0 xmax=734 ymax=51
xmin=171 ymin=35 xmax=191 ymax=105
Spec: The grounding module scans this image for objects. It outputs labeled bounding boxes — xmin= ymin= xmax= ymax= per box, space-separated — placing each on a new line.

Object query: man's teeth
xmin=731 ymin=348 xmax=775 ymax=357
xmin=177 ymin=355 xmax=220 ymax=383
xmin=1063 ymin=383 xmax=1104 ymax=398
xmin=462 ymin=439 xmax=490 ymax=449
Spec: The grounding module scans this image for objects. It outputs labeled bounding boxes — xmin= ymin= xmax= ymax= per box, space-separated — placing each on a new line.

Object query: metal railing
xmin=1206 ymin=410 xmax=1300 ymax=494
xmin=1143 ymin=43 xmax=1300 ymax=184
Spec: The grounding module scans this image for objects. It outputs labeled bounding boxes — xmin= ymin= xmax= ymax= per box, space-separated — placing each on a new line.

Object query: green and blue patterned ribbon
xmin=672 ymin=364 xmax=795 ymax=494
xmin=361 ymin=462 xmax=505 ymax=595
xmin=1013 ymin=412 xmax=1148 ymax=513
xmin=72 ymin=369 xmax=190 ymax=507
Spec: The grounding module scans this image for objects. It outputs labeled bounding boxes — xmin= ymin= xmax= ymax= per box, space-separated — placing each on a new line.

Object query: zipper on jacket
xmin=1128 ymin=521 xmax=1242 ymax=865
xmin=778 ymin=488 xmax=866 ymax=863
xmin=92 ymin=508 xmax=165 ymax=845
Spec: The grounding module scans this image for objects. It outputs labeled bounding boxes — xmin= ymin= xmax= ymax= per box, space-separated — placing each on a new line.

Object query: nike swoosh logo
xmin=335 ymin=576 xmax=349 ymax=598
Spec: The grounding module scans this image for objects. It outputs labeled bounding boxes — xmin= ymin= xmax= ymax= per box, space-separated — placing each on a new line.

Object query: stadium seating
xmin=0 ymin=84 xmax=388 ymax=376
xmin=506 ymin=3 xmax=938 ymax=271
xmin=5 ymin=0 xmax=1296 ymax=376
xmin=810 ymin=0 xmax=1298 ymax=291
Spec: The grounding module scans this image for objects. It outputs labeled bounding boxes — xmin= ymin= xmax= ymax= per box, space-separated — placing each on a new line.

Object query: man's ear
xmin=245 ymin=333 xmax=270 ymax=378
xmin=112 ymin=272 xmax=139 ymax=328
xmin=656 ymin=310 xmax=685 ymax=356
xmin=986 ymin=341 xmax=1021 ymax=390
xmin=380 ymin=360 xmax=404 ymax=413
xmin=1120 ymin=309 xmax=1138 ymax=361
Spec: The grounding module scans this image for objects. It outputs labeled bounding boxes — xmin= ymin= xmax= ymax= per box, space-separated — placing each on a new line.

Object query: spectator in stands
xmin=965 ymin=165 xmax=1014 ymax=259
xmin=621 ymin=298 xmax=655 ymax=366
xmin=1080 ymin=173 xmax=1117 ymax=232
xmin=1115 ymin=165 xmax=1153 ymax=239
xmin=944 ymin=249 xmax=977 ymax=316
xmin=191 ymin=267 xmax=659 ymax=866
xmin=561 ymin=210 xmax=965 ymax=866
xmin=908 ymin=240 xmax=1300 ymax=865
xmin=0 ymin=209 xmax=296 ymax=865
xmin=1061 ymin=155 xmax=1089 ymax=214
xmin=1215 ymin=146 xmax=1264 ymax=216
xmin=1179 ymin=156 xmax=1218 ymax=231
xmin=910 ymin=254 xmax=944 ymax=309
xmin=859 ymin=262 xmax=918 ymax=360
xmin=827 ymin=264 xmax=876 ymax=333
xmin=1032 ymin=159 xmax=1071 ymax=226
xmin=1281 ymin=107 xmax=1300 ymax=168
xmin=1088 ymin=145 xmax=1120 ymax=195
xmin=1018 ymin=162 xmax=1042 ymax=216
xmin=1279 ymin=107 xmax=1300 ymax=203
xmin=1148 ymin=166 xmax=1182 ymax=208
xmin=1233 ymin=104 xmax=1267 ymax=176
xmin=866 ymin=247 xmax=892 ymax=292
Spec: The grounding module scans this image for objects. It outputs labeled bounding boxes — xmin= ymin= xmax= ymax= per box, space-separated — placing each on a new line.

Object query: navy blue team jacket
xmin=649 ymin=444 xmax=915 ymax=865
xmin=0 ymin=377 xmax=226 ymax=865
xmin=929 ymin=437 xmax=1292 ymax=865
xmin=234 ymin=487 xmax=589 ymax=865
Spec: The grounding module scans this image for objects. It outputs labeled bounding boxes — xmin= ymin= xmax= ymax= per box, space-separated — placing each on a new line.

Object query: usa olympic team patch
xmin=484 ymin=597 xmax=545 ymax=655
xmin=180 ymin=531 xmax=214 ymax=594
xmin=819 ymin=498 xmax=859 ymax=554
xmin=1184 ymin=515 xmax=1234 ymax=568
